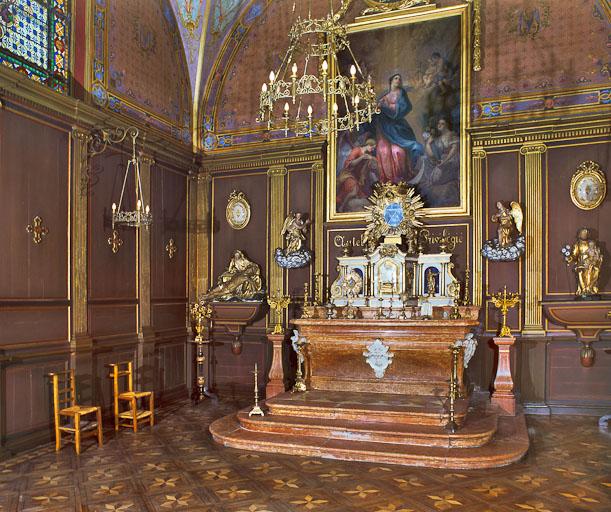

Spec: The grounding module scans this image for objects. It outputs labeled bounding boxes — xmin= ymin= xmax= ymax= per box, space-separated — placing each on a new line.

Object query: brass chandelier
xmin=257 ymin=0 xmax=378 ymax=138
xmin=108 ymin=128 xmax=152 ymax=229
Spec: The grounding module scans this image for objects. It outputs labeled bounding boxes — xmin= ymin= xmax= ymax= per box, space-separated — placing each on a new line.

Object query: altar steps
xmin=237 ymin=409 xmax=497 ymax=448
xmin=266 ymin=390 xmax=469 ymax=427
xmin=209 ymin=391 xmax=530 ymax=469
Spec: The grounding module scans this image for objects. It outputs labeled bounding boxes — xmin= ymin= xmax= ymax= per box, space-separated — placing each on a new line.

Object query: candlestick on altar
xmin=248 ymin=363 xmax=265 ymax=417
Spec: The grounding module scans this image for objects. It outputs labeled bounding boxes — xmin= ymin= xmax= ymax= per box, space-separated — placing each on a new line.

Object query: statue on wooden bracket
xmin=562 ymin=227 xmax=603 ymax=300
xmin=482 ymin=201 xmax=525 ymax=262
xmin=200 ymin=250 xmax=266 ymax=301
xmin=274 ymin=212 xmax=312 ymax=269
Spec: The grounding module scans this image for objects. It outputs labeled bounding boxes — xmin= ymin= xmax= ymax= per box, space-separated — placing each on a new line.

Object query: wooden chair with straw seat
xmin=108 ymin=361 xmax=154 ymax=432
xmin=49 ymin=370 xmax=103 ymax=454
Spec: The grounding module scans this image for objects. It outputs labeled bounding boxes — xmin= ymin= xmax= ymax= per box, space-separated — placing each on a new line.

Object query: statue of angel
xmin=482 ymin=201 xmax=525 ymax=261
xmin=281 ymin=212 xmax=311 ymax=254
xmin=491 ymin=201 xmax=523 ymax=248
xmin=275 ymin=212 xmax=313 ymax=269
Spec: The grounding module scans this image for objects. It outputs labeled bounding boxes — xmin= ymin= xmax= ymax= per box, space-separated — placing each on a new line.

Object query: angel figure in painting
xmin=482 ymin=201 xmax=525 ymax=261
xmin=274 ymin=212 xmax=313 ymax=269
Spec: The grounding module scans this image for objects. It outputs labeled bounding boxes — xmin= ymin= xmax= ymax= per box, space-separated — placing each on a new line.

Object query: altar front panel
xmin=293 ymin=318 xmax=478 ymax=396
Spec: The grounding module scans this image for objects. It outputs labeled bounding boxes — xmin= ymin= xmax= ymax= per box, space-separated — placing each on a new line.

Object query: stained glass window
xmin=0 ymin=0 xmax=70 ymax=94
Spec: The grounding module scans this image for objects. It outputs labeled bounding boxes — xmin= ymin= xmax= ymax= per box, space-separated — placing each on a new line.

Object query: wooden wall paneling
xmin=545 ymin=141 xmax=611 ymax=300
xmin=88 ymin=150 xmax=138 ymax=342
xmin=286 ymin=167 xmax=314 ymax=300
xmin=0 ymin=107 xmax=71 ymax=454
xmin=0 ymin=109 xmax=69 ymax=300
xmin=212 ymin=331 xmax=267 ymax=397
xmin=154 ymin=339 xmax=186 ymax=401
xmin=151 ymin=165 xmax=188 ymax=303
xmin=4 ymin=356 xmax=69 ymax=438
xmin=211 ymin=172 xmax=268 ymax=285
xmin=484 ymin=151 xmax=521 ymax=333
xmin=546 ymin=340 xmax=611 ymax=414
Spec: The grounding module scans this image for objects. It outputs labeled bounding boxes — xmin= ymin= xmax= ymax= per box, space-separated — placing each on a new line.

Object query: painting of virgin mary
xmin=331 ymin=7 xmax=467 ymax=219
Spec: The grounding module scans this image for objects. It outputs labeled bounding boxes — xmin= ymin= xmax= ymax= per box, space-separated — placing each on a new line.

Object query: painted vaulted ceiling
xmin=168 ymin=1 xmax=251 ymax=98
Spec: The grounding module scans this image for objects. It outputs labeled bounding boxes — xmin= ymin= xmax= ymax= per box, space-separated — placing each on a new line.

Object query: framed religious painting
xmin=327 ymin=4 xmax=471 ymax=222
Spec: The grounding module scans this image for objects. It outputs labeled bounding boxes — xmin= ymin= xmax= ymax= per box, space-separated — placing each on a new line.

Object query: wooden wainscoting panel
xmin=4 ymin=356 xmax=69 ymax=436
xmin=88 ymin=303 xmax=137 ymax=338
xmin=0 ymin=109 xmax=69 ymax=300
xmin=155 ymin=339 xmax=187 ymax=399
xmin=547 ymin=340 xmax=611 ymax=403
xmin=88 ymin=150 xmax=137 ymax=300
xmin=0 ymin=306 xmax=68 ymax=345
xmin=151 ymin=301 xmax=188 ymax=333
xmin=151 ymin=165 xmax=188 ymax=300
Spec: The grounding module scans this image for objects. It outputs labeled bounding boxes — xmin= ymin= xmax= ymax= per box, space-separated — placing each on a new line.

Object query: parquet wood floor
xmin=0 ymin=398 xmax=609 ymax=511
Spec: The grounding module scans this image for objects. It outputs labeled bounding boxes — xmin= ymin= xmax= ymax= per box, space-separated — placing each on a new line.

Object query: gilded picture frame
xmin=327 ymin=4 xmax=471 ymax=222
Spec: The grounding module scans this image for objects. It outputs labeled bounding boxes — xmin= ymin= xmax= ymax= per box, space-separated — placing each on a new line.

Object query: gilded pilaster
xmin=520 ymin=143 xmax=547 ymax=336
xmin=268 ymin=165 xmax=287 ymax=329
xmin=70 ymin=127 xmax=92 ymax=340
xmin=137 ymin=153 xmax=155 ymax=388
xmin=471 ymin=148 xmax=486 ymax=306
xmin=195 ymin=169 xmax=212 ymax=297
xmin=312 ymin=162 xmax=324 ymax=283
xmin=70 ymin=127 xmax=93 ymax=401
xmin=138 ymin=154 xmax=155 ymax=333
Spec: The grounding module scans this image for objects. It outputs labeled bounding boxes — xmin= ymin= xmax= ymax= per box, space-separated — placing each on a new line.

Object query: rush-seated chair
xmin=49 ymin=370 xmax=103 ymax=454
xmin=109 ymin=361 xmax=154 ymax=432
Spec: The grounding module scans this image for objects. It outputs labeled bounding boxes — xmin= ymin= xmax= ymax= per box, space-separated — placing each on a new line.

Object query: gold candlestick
xmin=445 ymin=344 xmax=461 ymax=433
xmin=249 ymin=363 xmax=265 ymax=417
xmin=462 ymin=267 xmax=471 ymax=306
xmin=267 ymin=292 xmax=291 ymax=335
xmin=189 ymin=301 xmax=213 ymax=401
xmin=303 ymin=282 xmax=311 ymax=307
xmin=490 ymin=286 xmax=521 ymax=337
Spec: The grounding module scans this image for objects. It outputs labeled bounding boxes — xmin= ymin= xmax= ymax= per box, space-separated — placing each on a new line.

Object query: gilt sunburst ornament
xmin=363 ymin=181 xmax=425 ymax=248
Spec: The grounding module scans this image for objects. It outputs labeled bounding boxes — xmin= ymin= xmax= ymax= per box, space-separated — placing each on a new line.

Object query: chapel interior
xmin=0 ymin=0 xmax=610 ymax=511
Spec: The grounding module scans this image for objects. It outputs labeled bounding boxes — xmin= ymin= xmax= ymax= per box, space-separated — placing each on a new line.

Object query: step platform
xmin=209 ymin=390 xmax=530 ymax=469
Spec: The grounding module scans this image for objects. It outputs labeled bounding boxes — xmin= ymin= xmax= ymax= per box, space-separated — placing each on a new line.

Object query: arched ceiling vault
xmin=169 ymin=1 xmax=254 ymax=149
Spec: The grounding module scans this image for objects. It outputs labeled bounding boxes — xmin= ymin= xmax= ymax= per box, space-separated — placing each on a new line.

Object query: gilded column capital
xmin=519 ymin=143 xmax=547 ymax=155
xmin=139 ymin=152 xmax=155 ymax=166
xmin=267 ymin=165 xmax=287 ymax=177
xmin=472 ymin=148 xmax=487 ymax=159
xmin=311 ymin=162 xmax=324 ymax=173
xmin=71 ymin=126 xmax=92 ymax=142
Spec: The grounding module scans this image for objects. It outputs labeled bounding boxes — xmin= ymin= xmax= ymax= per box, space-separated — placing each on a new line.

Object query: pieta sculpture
xmin=200 ymin=250 xmax=266 ymax=301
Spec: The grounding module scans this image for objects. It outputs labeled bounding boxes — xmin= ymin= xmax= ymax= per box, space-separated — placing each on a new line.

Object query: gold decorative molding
xmin=107 ymin=229 xmax=123 ymax=254
xmin=193 ymin=166 xmax=211 ymax=298
xmin=312 ymin=162 xmax=325 ymax=285
xmin=521 ymin=143 xmax=547 ymax=335
xmin=26 ymin=216 xmax=49 ymax=244
xmin=472 ymin=0 xmax=482 ymax=72
xmin=471 ymin=148 xmax=486 ymax=306
xmin=471 ymin=116 xmax=611 ymax=148
xmin=267 ymin=165 xmax=288 ymax=177
xmin=166 ymin=238 xmax=178 ymax=260
xmin=268 ymin=166 xmax=287 ymax=330
xmin=203 ymin=138 xmax=325 ymax=174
